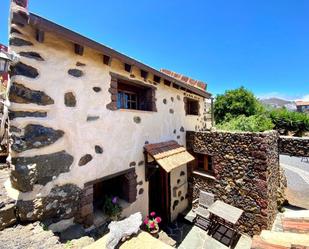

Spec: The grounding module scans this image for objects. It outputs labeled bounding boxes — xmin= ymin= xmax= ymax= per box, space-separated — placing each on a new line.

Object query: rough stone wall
xmin=6 ymin=0 xmax=211 ymax=226
xmin=279 ymin=136 xmax=309 ymax=157
xmin=187 ymin=130 xmax=280 ymax=236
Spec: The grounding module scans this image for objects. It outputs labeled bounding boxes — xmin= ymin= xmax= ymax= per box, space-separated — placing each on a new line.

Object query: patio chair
xmin=194 ymin=190 xmax=214 ymax=230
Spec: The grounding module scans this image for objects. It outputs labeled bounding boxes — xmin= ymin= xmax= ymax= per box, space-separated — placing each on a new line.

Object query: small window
xmin=195 ymin=153 xmax=213 ymax=173
xmin=186 ymin=98 xmax=199 ymax=115
xmin=116 ymin=81 xmax=154 ymax=111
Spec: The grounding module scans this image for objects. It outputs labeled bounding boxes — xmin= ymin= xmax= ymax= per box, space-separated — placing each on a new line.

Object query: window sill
xmin=192 ymin=170 xmax=215 ymax=180
xmin=117 ymin=109 xmax=156 ymax=113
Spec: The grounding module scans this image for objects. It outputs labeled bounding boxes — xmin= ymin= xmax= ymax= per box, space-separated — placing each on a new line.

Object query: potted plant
xmin=103 ymin=196 xmax=122 ymax=221
xmin=143 ymin=211 xmax=162 ymax=238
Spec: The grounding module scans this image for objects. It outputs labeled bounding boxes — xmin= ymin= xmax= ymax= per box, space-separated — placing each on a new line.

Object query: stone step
xmin=251 ymin=230 xmax=309 ymax=248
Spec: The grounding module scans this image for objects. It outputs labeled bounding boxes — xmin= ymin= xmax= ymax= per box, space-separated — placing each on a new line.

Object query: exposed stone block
xmin=78 ymin=154 xmax=93 ymax=166
xmin=19 ymin=51 xmax=44 ymax=61
xmin=10 ymin=82 xmax=54 ymax=105
xmin=11 ymin=62 xmax=39 ymax=78
xmin=133 ymin=116 xmax=141 ymax=123
xmin=68 ymin=69 xmax=83 ymax=77
xmin=180 ymin=126 xmax=185 ymax=132
xmin=9 ymin=111 xmax=47 ymax=120
xmin=138 ymin=160 xmax=144 ymax=166
xmin=9 ymin=37 xmax=32 ymax=47
xmin=92 ymin=87 xmax=101 ymax=92
xmin=11 ymin=124 xmax=64 ymax=152
xmin=94 ymin=145 xmax=103 ymax=154
xmin=11 ymin=150 xmax=74 ymax=192
xmin=171 ymin=97 xmax=174 ymax=102
xmin=64 ymin=92 xmax=76 ymax=107
xmin=138 ymin=188 xmax=144 ymax=195
xmin=16 ymin=184 xmax=81 ymax=221
xmin=10 ymin=27 xmax=22 ymax=34
xmin=169 ymin=109 xmax=174 ymax=114
xmin=76 ymin=62 xmax=86 ymax=67
xmin=129 ymin=161 xmax=136 ymax=167
xmin=86 ymin=116 xmax=99 ymax=121
xmin=163 ymin=98 xmax=167 ymax=104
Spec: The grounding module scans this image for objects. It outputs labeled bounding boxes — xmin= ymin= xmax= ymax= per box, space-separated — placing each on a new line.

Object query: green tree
xmin=214 ymin=87 xmax=263 ymax=123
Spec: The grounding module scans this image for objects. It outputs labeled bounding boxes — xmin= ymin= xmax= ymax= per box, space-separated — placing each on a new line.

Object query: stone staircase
xmin=251 ymin=209 xmax=309 ymax=249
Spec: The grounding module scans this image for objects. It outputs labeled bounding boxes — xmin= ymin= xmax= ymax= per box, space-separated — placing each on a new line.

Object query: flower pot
xmin=150 ymin=228 xmax=159 ymax=238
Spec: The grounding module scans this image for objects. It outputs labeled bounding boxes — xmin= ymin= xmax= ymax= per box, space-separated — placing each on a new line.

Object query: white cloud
xmin=296 ymin=94 xmax=309 ymax=101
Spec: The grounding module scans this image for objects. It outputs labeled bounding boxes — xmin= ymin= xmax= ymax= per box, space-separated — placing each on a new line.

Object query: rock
xmin=137 ymin=180 xmax=143 ymax=185
xmin=68 ymin=69 xmax=83 ymax=77
xmin=0 ymin=204 xmax=17 ymax=231
xmin=78 ymin=154 xmax=93 ymax=166
xmin=172 ymin=200 xmax=179 ymax=210
xmin=180 ymin=171 xmax=185 ymax=176
xmin=48 ymin=217 xmax=74 ymax=233
xmin=9 ymin=82 xmax=54 ymax=105
xmin=9 ymin=37 xmax=33 ymax=46
xmin=87 ymin=116 xmax=99 ymax=121
xmin=106 ymin=212 xmax=142 ymax=249
xmin=11 ymin=150 xmax=74 ymax=192
xmin=177 ymin=95 xmax=181 ymax=100
xmin=163 ymin=99 xmax=167 ymax=104
xmin=0 ymin=222 xmax=63 ymax=249
xmin=133 ymin=116 xmax=141 ymax=124
xmin=138 ymin=188 xmax=144 ymax=195
xmin=70 ymin=236 xmax=94 ymax=248
xmin=171 ymin=97 xmax=174 ymax=102
xmin=11 ymin=62 xmax=39 ymax=78
xmin=64 ymin=92 xmax=76 ymax=107
xmin=95 ymin=145 xmax=103 ymax=154
xmin=9 ymin=111 xmax=47 ymax=120
xmin=19 ymin=51 xmax=44 ymax=61
xmin=138 ymin=160 xmax=144 ymax=166
xmin=93 ymin=87 xmax=101 ymax=92
xmin=16 ymin=184 xmax=82 ymax=221
xmin=169 ymin=109 xmax=174 ymax=114
xmin=180 ymin=126 xmax=185 ymax=132
xmin=11 ymin=124 xmax=64 ymax=152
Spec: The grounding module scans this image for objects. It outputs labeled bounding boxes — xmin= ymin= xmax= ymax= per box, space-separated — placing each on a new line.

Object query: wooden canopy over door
xmin=145 ymin=140 xmax=194 ymax=225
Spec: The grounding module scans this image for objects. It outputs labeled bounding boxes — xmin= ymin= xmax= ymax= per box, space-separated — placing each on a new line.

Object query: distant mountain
xmin=259 ymin=97 xmax=297 ymax=110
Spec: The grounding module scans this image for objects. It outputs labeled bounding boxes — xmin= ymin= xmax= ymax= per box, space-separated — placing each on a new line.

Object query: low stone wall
xmin=187 ymin=130 xmax=281 ymax=236
xmin=279 ymin=136 xmax=309 ymax=157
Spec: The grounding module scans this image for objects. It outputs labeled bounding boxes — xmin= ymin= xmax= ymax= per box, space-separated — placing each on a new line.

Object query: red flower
xmin=150 ymin=211 xmax=156 ymax=217
xmin=155 ymin=217 xmax=162 ymax=223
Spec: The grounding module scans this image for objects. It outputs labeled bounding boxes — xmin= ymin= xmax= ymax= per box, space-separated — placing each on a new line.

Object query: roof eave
xmin=28 ymin=13 xmax=211 ymax=98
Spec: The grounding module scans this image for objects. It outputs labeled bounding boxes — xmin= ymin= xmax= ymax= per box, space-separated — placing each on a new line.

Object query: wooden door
xmin=148 ymin=167 xmax=170 ymax=226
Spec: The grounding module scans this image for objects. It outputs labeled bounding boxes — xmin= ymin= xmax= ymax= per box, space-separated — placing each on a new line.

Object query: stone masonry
xmin=187 ymin=130 xmax=281 ymax=236
xmin=279 ymin=136 xmax=309 ymax=157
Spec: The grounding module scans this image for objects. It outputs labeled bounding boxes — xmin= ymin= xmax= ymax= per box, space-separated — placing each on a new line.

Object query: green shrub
xmin=268 ymin=108 xmax=309 ymax=136
xmin=217 ymin=114 xmax=274 ymax=132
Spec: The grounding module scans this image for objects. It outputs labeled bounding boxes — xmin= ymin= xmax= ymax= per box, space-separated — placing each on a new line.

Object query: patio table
xmin=206 ymin=200 xmax=244 ymax=248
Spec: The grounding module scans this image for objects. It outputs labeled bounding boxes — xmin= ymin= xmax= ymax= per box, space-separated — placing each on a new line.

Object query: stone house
xmin=295 ymin=101 xmax=309 ymax=113
xmin=5 ymin=0 xmax=212 ymax=229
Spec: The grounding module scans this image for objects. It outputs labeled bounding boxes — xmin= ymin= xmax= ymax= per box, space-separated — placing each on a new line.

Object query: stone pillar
xmin=78 ymin=185 xmax=94 ymax=227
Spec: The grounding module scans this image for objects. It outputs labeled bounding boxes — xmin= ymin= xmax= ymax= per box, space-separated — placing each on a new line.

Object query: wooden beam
xmin=124 ymin=63 xmax=132 ymax=73
xmin=36 ymin=29 xmax=44 ymax=43
xmin=74 ymin=44 xmax=84 ymax=55
xmin=153 ymin=75 xmax=161 ymax=83
xmin=140 ymin=70 xmax=148 ymax=80
xmin=103 ymin=55 xmax=111 ymax=66
xmin=164 ymin=79 xmax=171 ymax=86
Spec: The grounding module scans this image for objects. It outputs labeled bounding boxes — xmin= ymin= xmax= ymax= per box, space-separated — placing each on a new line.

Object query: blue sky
xmin=1 ymin=0 xmax=308 ymax=100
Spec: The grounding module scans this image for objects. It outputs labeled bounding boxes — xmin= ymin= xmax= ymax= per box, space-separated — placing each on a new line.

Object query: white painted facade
xmin=7 ymin=17 xmax=211 ymax=221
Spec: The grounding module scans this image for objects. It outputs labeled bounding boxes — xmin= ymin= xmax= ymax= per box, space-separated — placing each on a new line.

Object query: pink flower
xmin=149 ymin=221 xmax=155 ymax=229
xmin=144 ymin=218 xmax=149 ymax=225
xmin=155 ymin=217 xmax=162 ymax=223
xmin=150 ymin=211 xmax=156 ymax=217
